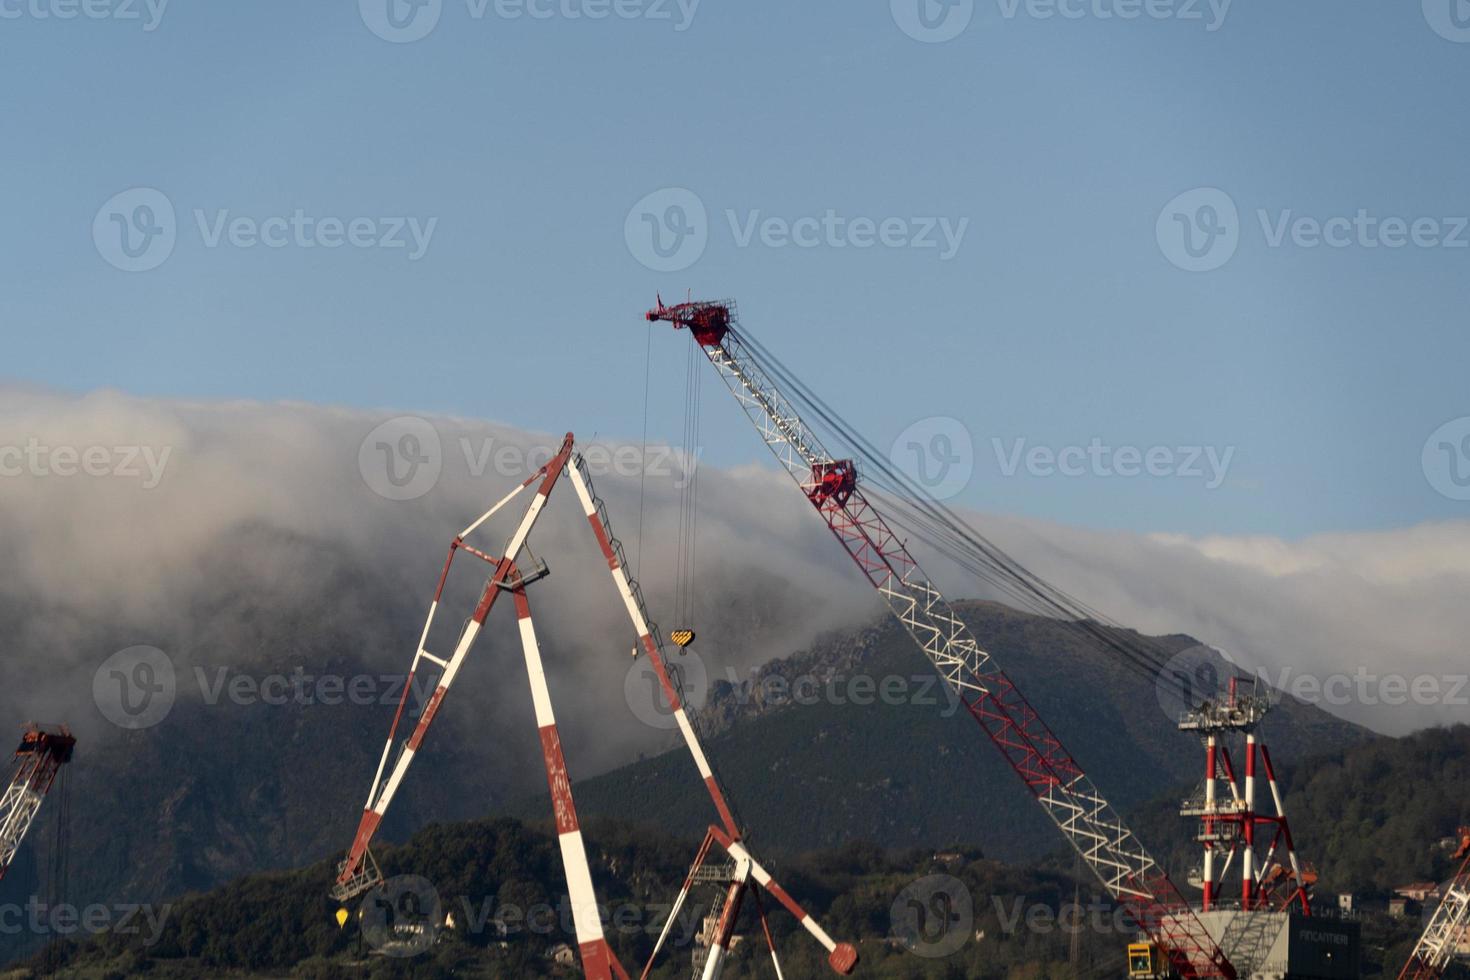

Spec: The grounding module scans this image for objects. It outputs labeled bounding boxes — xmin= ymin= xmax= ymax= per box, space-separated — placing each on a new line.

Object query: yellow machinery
xmin=1129 ymin=942 xmax=1165 ymax=979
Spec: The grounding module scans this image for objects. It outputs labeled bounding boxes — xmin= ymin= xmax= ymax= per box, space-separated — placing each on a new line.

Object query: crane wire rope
xmin=636 ymin=321 xmax=653 ymax=580
xmin=724 ymin=322 xmax=1202 ymax=704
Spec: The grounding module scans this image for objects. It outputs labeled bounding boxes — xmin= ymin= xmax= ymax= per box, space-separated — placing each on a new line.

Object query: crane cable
xmin=43 ymin=764 xmax=70 ymax=972
xmin=724 ymin=323 xmax=1200 ymax=703
xmin=672 ymin=338 xmax=703 ymax=642
xmin=635 ymin=317 xmax=653 ymax=581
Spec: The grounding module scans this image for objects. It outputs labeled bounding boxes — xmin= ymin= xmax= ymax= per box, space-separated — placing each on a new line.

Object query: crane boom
xmin=1398 ymin=828 xmax=1470 ymax=980
xmin=0 ymin=725 xmax=74 ymax=882
xmin=646 ymin=298 xmax=1237 ymax=979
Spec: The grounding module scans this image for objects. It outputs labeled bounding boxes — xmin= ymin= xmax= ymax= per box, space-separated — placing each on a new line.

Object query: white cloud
xmin=0 ymin=387 xmax=1459 ymax=758
xmin=961 ymin=517 xmax=1470 ymax=735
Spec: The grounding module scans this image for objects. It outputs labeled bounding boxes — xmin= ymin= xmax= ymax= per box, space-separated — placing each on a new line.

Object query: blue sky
xmin=3 ymin=0 xmax=1468 ymax=538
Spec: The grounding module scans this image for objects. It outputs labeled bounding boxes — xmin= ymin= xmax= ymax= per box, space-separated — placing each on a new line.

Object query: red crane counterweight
xmin=646 ymin=295 xmax=733 ymax=347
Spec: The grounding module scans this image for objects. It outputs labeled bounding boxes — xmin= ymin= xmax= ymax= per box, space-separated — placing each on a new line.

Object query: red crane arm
xmin=647 ymin=298 xmax=1237 ymax=979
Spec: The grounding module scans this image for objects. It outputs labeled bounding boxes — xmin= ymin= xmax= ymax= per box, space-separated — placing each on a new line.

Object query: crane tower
xmin=1178 ymin=675 xmax=1314 ymax=915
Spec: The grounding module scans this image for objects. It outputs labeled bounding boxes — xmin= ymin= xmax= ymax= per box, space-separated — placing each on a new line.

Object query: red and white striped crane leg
xmin=699 ymin=857 xmax=752 ymax=980
xmin=565 ymin=452 xmax=740 ymax=837
xmin=1203 ymin=736 xmax=1218 ymax=910
xmin=641 ymin=832 xmax=719 ymax=980
xmin=566 ymin=452 xmax=857 ymax=976
xmin=710 ymin=829 xmax=857 ymax=973
xmin=511 ymin=582 xmax=627 ymax=980
xmin=336 ymin=436 xmax=575 ymax=894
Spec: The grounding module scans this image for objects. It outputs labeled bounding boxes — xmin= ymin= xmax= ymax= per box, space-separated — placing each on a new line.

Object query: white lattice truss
xmin=1408 ymin=873 xmax=1470 ymax=976
xmin=0 ymin=783 xmax=45 ymax=871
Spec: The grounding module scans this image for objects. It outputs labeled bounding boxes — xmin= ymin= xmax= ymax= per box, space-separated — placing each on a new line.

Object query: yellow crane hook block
xmin=669 ymin=629 xmax=696 ymax=648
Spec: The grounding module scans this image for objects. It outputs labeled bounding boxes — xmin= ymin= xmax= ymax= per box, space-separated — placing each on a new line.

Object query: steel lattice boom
xmin=0 ymin=724 xmax=75 ymax=882
xmin=1398 ymin=828 xmax=1470 ymax=980
xmin=646 ymin=297 xmax=1238 ymax=980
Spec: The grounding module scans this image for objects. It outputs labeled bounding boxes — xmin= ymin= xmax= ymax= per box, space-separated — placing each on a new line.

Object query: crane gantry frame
xmin=332 ymin=433 xmax=857 ymax=979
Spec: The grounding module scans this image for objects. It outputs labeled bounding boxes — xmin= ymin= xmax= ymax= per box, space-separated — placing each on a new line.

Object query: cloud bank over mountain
xmin=0 ymin=387 xmax=1460 ymax=754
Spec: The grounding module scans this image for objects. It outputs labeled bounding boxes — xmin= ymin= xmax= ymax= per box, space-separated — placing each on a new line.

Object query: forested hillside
xmin=22 ymin=815 xmax=1136 ymax=979
xmin=532 ymin=602 xmax=1369 ymax=860
xmin=1131 ymin=723 xmax=1470 ymax=896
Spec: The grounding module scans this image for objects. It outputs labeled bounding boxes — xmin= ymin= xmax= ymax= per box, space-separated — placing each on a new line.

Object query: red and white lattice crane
xmin=644 ymin=297 xmax=1240 ymax=980
xmin=0 ymin=724 xmax=75 ymax=883
xmin=1177 ymin=676 xmax=1315 ymax=915
xmin=333 ymin=434 xmax=857 ymax=979
xmin=1398 ymin=828 xmax=1470 ymax=980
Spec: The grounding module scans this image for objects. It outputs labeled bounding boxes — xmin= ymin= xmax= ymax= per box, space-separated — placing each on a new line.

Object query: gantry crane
xmin=645 ymin=297 xmax=1239 ymax=979
xmin=1397 ymin=827 xmax=1470 ymax=980
xmin=0 ymin=724 xmax=74 ymax=883
xmin=332 ymin=434 xmax=856 ymax=979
